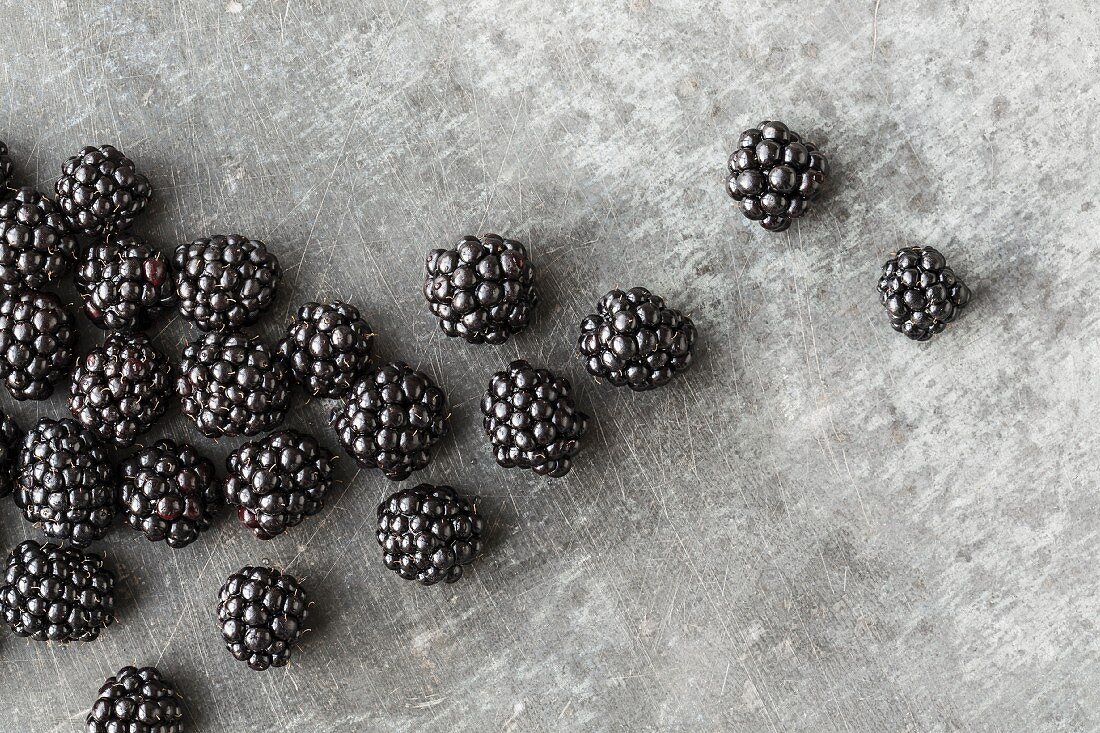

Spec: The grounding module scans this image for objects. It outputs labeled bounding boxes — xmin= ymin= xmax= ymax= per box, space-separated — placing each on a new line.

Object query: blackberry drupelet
xmin=481 ymin=360 xmax=589 ymax=477
xmin=0 ymin=411 xmax=22 ymax=498
xmin=276 ymin=301 xmax=374 ymax=398
xmin=423 ymin=233 xmax=537 ymax=344
xmin=86 ymin=666 xmax=184 ymax=733
xmin=55 ymin=144 xmax=152 ymax=236
xmin=0 ymin=539 xmax=115 ymax=642
xmin=377 ymin=484 xmax=482 ymax=585
xmin=0 ymin=187 xmax=78 ymax=292
xmin=75 ymin=235 xmax=175 ymax=330
xmin=216 ymin=566 xmax=309 ymax=671
xmin=177 ymin=330 xmax=290 ymax=438
xmin=0 ymin=140 xmax=12 ymax=190
xmin=726 ymin=120 xmax=829 ymax=232
xmin=330 ymin=361 xmax=447 ymax=481
xmin=578 ymin=287 xmax=696 ymax=391
xmin=0 ymin=289 xmax=77 ymax=400
xmin=120 ymin=440 xmax=218 ymax=549
xmin=173 ymin=234 xmax=281 ymax=331
xmin=877 ymin=246 xmax=972 ymax=341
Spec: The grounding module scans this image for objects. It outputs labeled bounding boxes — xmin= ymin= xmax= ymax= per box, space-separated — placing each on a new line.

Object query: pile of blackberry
xmin=120 ymin=439 xmax=219 ymax=548
xmin=0 ymin=187 xmax=78 ymax=292
xmin=877 ymin=246 xmax=972 ymax=341
xmin=0 ymin=289 xmax=77 ymax=400
xmin=55 ymin=144 xmax=152 ymax=236
xmin=86 ymin=666 xmax=184 ymax=733
xmin=216 ymin=566 xmax=309 ymax=671
xmin=173 ymin=234 xmax=281 ymax=331
xmin=376 ymin=484 xmax=483 ymax=585
xmin=75 ymin=235 xmax=175 ymax=330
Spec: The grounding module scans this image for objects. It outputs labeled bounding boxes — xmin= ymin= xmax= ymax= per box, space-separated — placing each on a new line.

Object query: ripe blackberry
xmin=86 ymin=666 xmax=184 ymax=733
xmin=75 ymin=235 xmax=175 ymax=330
xmin=15 ymin=418 xmax=116 ymax=546
xmin=0 ymin=140 xmax=13 ymax=190
xmin=0 ymin=411 xmax=23 ymax=498
xmin=0 ymin=539 xmax=115 ymax=642
xmin=216 ymin=566 xmax=309 ymax=671
xmin=877 ymin=246 xmax=972 ymax=341
xmin=178 ymin=330 xmax=290 ymax=438
xmin=481 ymin=360 xmax=589 ymax=477
xmin=276 ymin=301 xmax=373 ymax=398
xmin=173 ymin=234 xmax=281 ymax=331
xmin=423 ymin=233 xmax=537 ymax=344
xmin=377 ymin=484 xmax=482 ymax=585
xmin=726 ymin=120 xmax=829 ymax=232
xmin=330 ymin=362 xmax=447 ymax=481
xmin=55 ymin=144 xmax=152 ymax=236
xmin=578 ymin=287 xmax=696 ymax=391
xmin=0 ymin=289 xmax=77 ymax=400
xmin=0 ymin=187 xmax=78 ymax=293
xmin=120 ymin=440 xmax=218 ymax=549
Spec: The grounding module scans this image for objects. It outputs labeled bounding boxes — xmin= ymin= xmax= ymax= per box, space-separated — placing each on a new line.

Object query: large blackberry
xmin=726 ymin=120 xmax=829 ymax=232
xmin=173 ymin=235 xmax=281 ymax=331
xmin=0 ymin=539 xmax=115 ymax=642
xmin=276 ymin=301 xmax=374 ymax=398
xmin=377 ymin=484 xmax=482 ymax=585
xmin=0 ymin=187 xmax=78 ymax=293
xmin=0 ymin=289 xmax=77 ymax=400
xmin=0 ymin=140 xmax=12 ymax=189
xmin=75 ymin=235 xmax=175 ymax=331
xmin=0 ymin=411 xmax=22 ymax=498
xmin=216 ymin=566 xmax=309 ymax=671
xmin=330 ymin=362 xmax=447 ymax=481
xmin=423 ymin=233 xmax=537 ymax=344
xmin=877 ymin=246 xmax=972 ymax=341
xmin=120 ymin=440 xmax=218 ymax=549
xmin=55 ymin=144 xmax=152 ymax=236
xmin=86 ymin=666 xmax=184 ymax=733
xmin=178 ymin=330 xmax=290 ymax=438
xmin=578 ymin=287 xmax=696 ymax=391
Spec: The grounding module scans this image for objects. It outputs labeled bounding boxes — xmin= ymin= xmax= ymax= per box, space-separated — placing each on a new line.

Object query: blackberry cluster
xmin=377 ymin=484 xmax=483 ymax=585
xmin=0 ymin=140 xmax=12 ymax=189
xmin=120 ymin=440 xmax=218 ymax=549
xmin=878 ymin=246 xmax=972 ymax=341
xmin=726 ymin=120 xmax=829 ymax=232
xmin=578 ymin=287 xmax=696 ymax=391
xmin=0 ymin=411 xmax=22 ymax=498
xmin=330 ymin=362 xmax=448 ymax=481
xmin=481 ymin=360 xmax=589 ymax=477
xmin=217 ymin=566 xmax=309 ymax=671
xmin=0 ymin=539 xmax=115 ymax=642
xmin=55 ymin=144 xmax=152 ymax=236
xmin=0 ymin=187 xmax=78 ymax=293
xmin=86 ymin=666 xmax=184 ymax=733
xmin=423 ymin=233 xmax=537 ymax=344
xmin=173 ymin=235 xmax=281 ymax=331
xmin=276 ymin=301 xmax=374 ymax=398
xmin=75 ymin=236 xmax=175 ymax=330
xmin=0 ymin=289 xmax=77 ymax=400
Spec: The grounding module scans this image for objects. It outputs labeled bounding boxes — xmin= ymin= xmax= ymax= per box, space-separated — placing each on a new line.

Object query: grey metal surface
xmin=0 ymin=1 xmax=1096 ymax=731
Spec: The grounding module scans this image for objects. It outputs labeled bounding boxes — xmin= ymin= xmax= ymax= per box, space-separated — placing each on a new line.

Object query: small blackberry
xmin=0 ymin=289 xmax=77 ymax=400
xmin=481 ymin=360 xmax=589 ymax=477
xmin=75 ymin=235 xmax=175 ymax=330
xmin=0 ymin=140 xmax=12 ymax=189
xmin=173 ymin=234 xmax=281 ymax=331
xmin=216 ymin=566 xmax=309 ymax=671
xmin=726 ymin=120 xmax=829 ymax=232
xmin=276 ymin=301 xmax=374 ymax=398
xmin=0 ymin=411 xmax=22 ymax=498
xmin=55 ymin=144 xmax=152 ymax=236
xmin=0 ymin=539 xmax=115 ymax=642
xmin=330 ymin=362 xmax=448 ymax=481
xmin=423 ymin=233 xmax=537 ymax=344
xmin=377 ymin=484 xmax=483 ymax=585
xmin=877 ymin=246 xmax=972 ymax=341
xmin=120 ymin=440 xmax=218 ymax=549
xmin=0 ymin=187 xmax=78 ymax=292
xmin=578 ymin=287 xmax=696 ymax=391
xmin=86 ymin=666 xmax=184 ymax=733
xmin=178 ymin=330 xmax=290 ymax=438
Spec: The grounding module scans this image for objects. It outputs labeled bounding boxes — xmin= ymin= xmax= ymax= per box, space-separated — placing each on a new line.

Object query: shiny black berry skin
xmin=86 ymin=666 xmax=184 ymax=733
xmin=0 ymin=290 xmax=77 ymax=400
xmin=330 ymin=362 xmax=448 ymax=481
xmin=424 ymin=234 xmax=537 ymax=344
xmin=277 ymin=301 xmax=374 ymax=398
xmin=481 ymin=360 xmax=589 ymax=477
xmin=216 ymin=566 xmax=308 ymax=671
xmin=75 ymin=236 xmax=175 ymax=331
xmin=0 ymin=539 xmax=115 ymax=642
xmin=173 ymin=235 xmax=281 ymax=332
xmin=878 ymin=246 xmax=972 ymax=341
xmin=55 ymin=145 xmax=151 ymax=236
xmin=0 ymin=187 xmax=78 ymax=293
xmin=0 ymin=140 xmax=12 ymax=189
xmin=726 ymin=120 xmax=829 ymax=232
xmin=377 ymin=484 xmax=483 ymax=585
xmin=120 ymin=440 xmax=218 ymax=549
xmin=0 ymin=411 xmax=23 ymax=499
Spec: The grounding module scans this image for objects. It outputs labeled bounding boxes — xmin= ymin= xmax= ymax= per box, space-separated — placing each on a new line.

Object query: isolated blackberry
xmin=0 ymin=140 xmax=12 ymax=190
xmin=55 ymin=144 xmax=151 ymax=236
xmin=878 ymin=246 xmax=972 ymax=341
xmin=424 ymin=233 xmax=537 ymax=344
xmin=87 ymin=666 xmax=184 ymax=733
xmin=277 ymin=301 xmax=374 ymax=398
xmin=216 ymin=566 xmax=309 ymax=671
xmin=726 ymin=120 xmax=829 ymax=232
xmin=578 ymin=287 xmax=696 ymax=391
xmin=75 ymin=235 xmax=175 ymax=330
xmin=330 ymin=362 xmax=448 ymax=481
xmin=0 ymin=289 xmax=77 ymax=400
xmin=0 ymin=187 xmax=78 ymax=293
xmin=178 ymin=330 xmax=290 ymax=438
xmin=377 ymin=484 xmax=483 ymax=585
xmin=120 ymin=440 xmax=218 ymax=549
xmin=481 ymin=360 xmax=589 ymax=477
xmin=0 ymin=539 xmax=115 ymax=642
xmin=0 ymin=411 xmax=22 ymax=498
xmin=173 ymin=235 xmax=281 ymax=331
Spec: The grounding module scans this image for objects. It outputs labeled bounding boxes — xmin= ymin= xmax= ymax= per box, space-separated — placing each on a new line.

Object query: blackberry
xmin=120 ymin=440 xmax=218 ymax=549
xmin=86 ymin=666 xmax=184 ymax=733
xmin=481 ymin=360 xmax=589 ymax=477
xmin=173 ymin=234 xmax=281 ymax=331
xmin=216 ymin=565 xmax=309 ymax=671
xmin=55 ymin=144 xmax=152 ymax=236
xmin=578 ymin=287 xmax=696 ymax=391
xmin=726 ymin=120 xmax=829 ymax=232
xmin=276 ymin=301 xmax=373 ymax=398
xmin=0 ymin=187 xmax=78 ymax=293
xmin=0 ymin=140 xmax=12 ymax=190
xmin=330 ymin=362 xmax=447 ymax=481
xmin=75 ymin=235 xmax=175 ymax=330
xmin=0 ymin=411 xmax=22 ymax=498
xmin=423 ymin=233 xmax=537 ymax=344
xmin=0 ymin=539 xmax=115 ymax=642
xmin=0 ymin=289 xmax=77 ymax=400
xmin=178 ymin=330 xmax=290 ymax=438
xmin=15 ymin=418 xmax=116 ymax=546
xmin=377 ymin=484 xmax=482 ymax=585
xmin=877 ymin=246 xmax=972 ymax=341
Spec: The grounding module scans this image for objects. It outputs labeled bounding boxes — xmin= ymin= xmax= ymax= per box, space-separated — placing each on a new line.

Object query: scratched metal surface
xmin=0 ymin=1 xmax=1097 ymax=731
